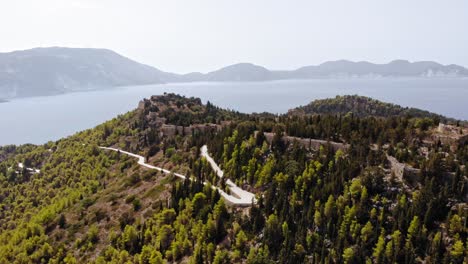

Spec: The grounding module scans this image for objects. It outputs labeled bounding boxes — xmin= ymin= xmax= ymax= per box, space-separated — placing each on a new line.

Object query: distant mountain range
xmin=1 ymin=47 xmax=468 ymax=98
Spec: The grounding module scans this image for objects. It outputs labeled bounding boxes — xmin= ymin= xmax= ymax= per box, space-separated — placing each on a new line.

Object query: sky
xmin=1 ymin=0 xmax=467 ymax=73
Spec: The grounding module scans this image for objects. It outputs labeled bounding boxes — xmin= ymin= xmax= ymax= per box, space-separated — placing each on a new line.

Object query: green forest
xmin=0 ymin=94 xmax=466 ymax=263
xmin=290 ymin=95 xmax=451 ymax=122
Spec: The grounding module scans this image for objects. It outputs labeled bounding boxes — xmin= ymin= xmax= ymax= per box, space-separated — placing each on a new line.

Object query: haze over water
xmin=1 ymin=78 xmax=467 ymax=146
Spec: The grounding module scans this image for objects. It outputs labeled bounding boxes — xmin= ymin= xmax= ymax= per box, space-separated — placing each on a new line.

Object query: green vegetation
xmin=290 ymin=95 xmax=451 ymax=121
xmin=0 ymin=94 xmax=466 ymax=263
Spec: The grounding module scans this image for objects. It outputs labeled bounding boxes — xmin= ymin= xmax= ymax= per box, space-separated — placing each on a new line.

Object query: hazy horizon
xmin=5 ymin=46 xmax=468 ymax=75
xmin=1 ymin=0 xmax=467 ymax=73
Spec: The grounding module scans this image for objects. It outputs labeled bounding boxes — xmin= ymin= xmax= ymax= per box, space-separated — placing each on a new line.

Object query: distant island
xmin=1 ymin=47 xmax=468 ymax=98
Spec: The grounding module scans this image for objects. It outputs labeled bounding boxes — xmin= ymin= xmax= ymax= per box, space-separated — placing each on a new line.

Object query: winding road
xmin=100 ymin=145 xmax=256 ymax=206
xmin=200 ymin=146 xmax=256 ymax=205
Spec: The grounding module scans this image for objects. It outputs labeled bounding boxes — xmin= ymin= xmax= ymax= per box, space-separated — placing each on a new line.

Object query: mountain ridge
xmin=0 ymin=47 xmax=175 ymax=98
xmin=1 ymin=47 xmax=468 ymax=98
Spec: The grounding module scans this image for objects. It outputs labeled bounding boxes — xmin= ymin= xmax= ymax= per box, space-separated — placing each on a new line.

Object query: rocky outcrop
xmin=429 ymin=123 xmax=468 ymax=150
xmin=386 ymin=155 xmax=420 ymax=184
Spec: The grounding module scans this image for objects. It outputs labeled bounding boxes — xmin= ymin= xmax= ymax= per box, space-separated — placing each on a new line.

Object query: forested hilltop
xmin=290 ymin=95 xmax=451 ymax=121
xmin=0 ymin=93 xmax=466 ymax=263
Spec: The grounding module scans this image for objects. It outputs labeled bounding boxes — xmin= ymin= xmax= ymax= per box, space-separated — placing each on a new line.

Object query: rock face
xmin=386 ymin=155 xmax=421 ymax=185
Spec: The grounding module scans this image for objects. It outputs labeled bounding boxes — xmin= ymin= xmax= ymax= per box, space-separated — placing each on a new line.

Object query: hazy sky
xmin=1 ymin=0 xmax=467 ymax=73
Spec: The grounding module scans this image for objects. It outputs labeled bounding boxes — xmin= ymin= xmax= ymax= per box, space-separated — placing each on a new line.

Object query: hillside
xmin=0 ymin=47 xmax=176 ymax=98
xmin=0 ymin=94 xmax=466 ymax=263
xmin=289 ymin=95 xmax=449 ymax=120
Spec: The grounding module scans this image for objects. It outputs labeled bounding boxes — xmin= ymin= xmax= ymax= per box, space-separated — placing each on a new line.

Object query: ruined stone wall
xmin=262 ymin=132 xmax=348 ymax=152
xmin=386 ymin=155 xmax=420 ymax=185
xmin=159 ymin=123 xmax=224 ymax=137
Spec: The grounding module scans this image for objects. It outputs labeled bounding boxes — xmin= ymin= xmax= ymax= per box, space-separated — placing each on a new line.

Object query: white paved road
xmin=200 ymin=145 xmax=256 ymax=205
xmin=100 ymin=145 xmax=256 ymax=206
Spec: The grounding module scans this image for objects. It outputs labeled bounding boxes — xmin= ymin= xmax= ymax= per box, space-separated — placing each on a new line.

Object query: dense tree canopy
xmin=0 ymin=94 xmax=466 ymax=263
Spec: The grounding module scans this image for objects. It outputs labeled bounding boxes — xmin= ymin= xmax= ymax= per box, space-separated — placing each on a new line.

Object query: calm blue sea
xmin=1 ymin=78 xmax=467 ymax=145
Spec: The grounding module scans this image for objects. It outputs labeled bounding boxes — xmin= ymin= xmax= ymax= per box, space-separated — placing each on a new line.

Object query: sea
xmin=1 ymin=78 xmax=467 ymax=145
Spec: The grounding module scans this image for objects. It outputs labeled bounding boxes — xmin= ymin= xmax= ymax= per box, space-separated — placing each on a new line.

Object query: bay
xmin=1 ymin=78 xmax=467 ymax=146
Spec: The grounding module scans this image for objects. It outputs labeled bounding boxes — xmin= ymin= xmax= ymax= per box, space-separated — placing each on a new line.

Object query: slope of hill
xmin=0 ymin=47 xmax=176 ymax=98
xmin=0 ymin=94 xmax=466 ymax=263
xmin=289 ymin=95 xmax=449 ymax=120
